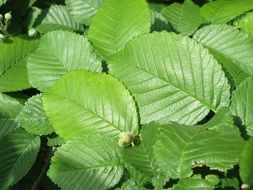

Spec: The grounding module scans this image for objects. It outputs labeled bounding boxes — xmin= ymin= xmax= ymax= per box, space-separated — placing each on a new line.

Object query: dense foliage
xmin=0 ymin=0 xmax=253 ymax=189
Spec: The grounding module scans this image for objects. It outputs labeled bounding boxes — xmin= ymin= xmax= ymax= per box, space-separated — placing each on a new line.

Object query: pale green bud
xmin=0 ymin=33 xmax=6 ymax=40
xmin=4 ymin=12 xmax=12 ymax=21
xmin=28 ymin=28 xmax=37 ymax=37
xmin=118 ymin=132 xmax=135 ymax=148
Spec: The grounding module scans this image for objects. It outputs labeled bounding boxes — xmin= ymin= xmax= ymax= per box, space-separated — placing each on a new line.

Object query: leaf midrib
xmin=47 ymin=92 xmax=122 ymax=132
xmin=117 ymin=62 xmax=217 ymax=112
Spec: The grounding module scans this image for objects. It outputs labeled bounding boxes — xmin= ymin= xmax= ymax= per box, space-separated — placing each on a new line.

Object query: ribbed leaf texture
xmin=161 ymin=0 xmax=203 ymax=36
xmin=48 ymin=134 xmax=124 ymax=190
xmin=34 ymin=5 xmax=84 ymax=33
xmin=88 ymin=0 xmax=151 ymax=59
xmin=66 ymin=0 xmax=106 ymax=25
xmin=109 ymin=32 xmax=230 ymax=125
xmin=149 ymin=3 xmax=172 ymax=32
xmin=17 ymin=94 xmax=54 ymax=136
xmin=200 ymin=0 xmax=253 ymax=24
xmin=124 ymin=164 xmax=151 ymax=186
xmin=193 ymin=24 xmax=253 ymax=86
xmin=234 ymin=12 xmax=253 ymax=39
xmin=0 ymin=37 xmax=39 ymax=92
xmin=240 ymin=138 xmax=253 ymax=188
xmin=220 ymin=178 xmax=239 ymax=190
xmin=0 ymin=93 xmax=23 ymax=140
xmin=173 ymin=175 xmax=219 ymax=190
xmin=27 ymin=30 xmax=102 ymax=91
xmin=43 ymin=70 xmax=138 ymax=140
xmin=231 ymin=77 xmax=253 ymax=136
xmin=154 ymin=109 xmax=245 ymax=178
xmin=0 ymin=128 xmax=40 ymax=190
xmin=47 ymin=136 xmax=65 ymax=147
xmin=121 ymin=123 xmax=166 ymax=187
xmin=116 ymin=179 xmax=145 ymax=190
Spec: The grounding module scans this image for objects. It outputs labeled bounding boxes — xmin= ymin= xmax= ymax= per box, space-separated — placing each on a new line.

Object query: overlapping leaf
xmin=154 ymin=109 xmax=245 ymax=178
xmin=0 ymin=93 xmax=23 ymax=140
xmin=240 ymin=138 xmax=253 ymax=188
xmin=193 ymin=24 xmax=253 ymax=85
xmin=88 ymin=0 xmax=151 ymax=59
xmin=116 ymin=179 xmax=145 ymax=190
xmin=0 ymin=37 xmax=39 ymax=92
xmin=0 ymin=128 xmax=40 ymax=190
xmin=109 ymin=32 xmax=230 ymax=125
xmin=66 ymin=0 xmax=106 ymax=25
xmin=234 ymin=12 xmax=253 ymax=39
xmin=34 ymin=5 xmax=84 ymax=33
xmin=17 ymin=94 xmax=54 ymax=136
xmin=200 ymin=0 xmax=253 ymax=24
xmin=173 ymin=175 xmax=219 ymax=190
xmin=27 ymin=30 xmax=102 ymax=91
xmin=230 ymin=77 xmax=253 ymax=136
xmin=161 ymin=0 xmax=203 ymax=36
xmin=43 ymin=70 xmax=138 ymax=140
xmin=149 ymin=3 xmax=172 ymax=32
xmin=121 ymin=123 xmax=167 ymax=187
xmin=48 ymin=134 xmax=124 ymax=190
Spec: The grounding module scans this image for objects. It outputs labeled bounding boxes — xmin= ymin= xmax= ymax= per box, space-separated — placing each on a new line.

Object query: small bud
xmin=4 ymin=12 xmax=12 ymax=21
xmin=0 ymin=33 xmax=6 ymax=40
xmin=28 ymin=28 xmax=37 ymax=37
xmin=241 ymin=184 xmax=250 ymax=189
xmin=118 ymin=132 xmax=135 ymax=148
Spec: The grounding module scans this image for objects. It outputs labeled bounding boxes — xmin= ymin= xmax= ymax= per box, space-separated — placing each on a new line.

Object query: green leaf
xmin=231 ymin=77 xmax=253 ymax=136
xmin=200 ymin=0 xmax=253 ymax=24
xmin=109 ymin=32 xmax=230 ymax=125
xmin=124 ymin=164 xmax=151 ymax=186
xmin=240 ymin=138 xmax=253 ymax=189
xmin=34 ymin=5 xmax=84 ymax=33
xmin=0 ymin=93 xmax=23 ymax=140
xmin=17 ymin=94 xmax=54 ymax=136
xmin=27 ymin=30 xmax=102 ymax=91
xmin=47 ymin=136 xmax=65 ymax=147
xmin=121 ymin=123 xmax=166 ymax=187
xmin=0 ymin=37 xmax=39 ymax=92
xmin=149 ymin=3 xmax=172 ymax=32
xmin=66 ymin=0 xmax=106 ymax=25
xmin=48 ymin=134 xmax=124 ymax=190
xmin=0 ymin=128 xmax=40 ymax=190
xmin=193 ymin=24 xmax=253 ymax=86
xmin=234 ymin=12 xmax=253 ymax=39
xmin=220 ymin=178 xmax=240 ymax=190
xmin=173 ymin=175 xmax=219 ymax=190
xmin=0 ymin=0 xmax=7 ymax=6
xmin=154 ymin=109 xmax=245 ymax=178
xmin=88 ymin=0 xmax=151 ymax=59
xmin=161 ymin=0 xmax=203 ymax=36
xmin=116 ymin=179 xmax=145 ymax=190
xmin=43 ymin=70 xmax=138 ymax=140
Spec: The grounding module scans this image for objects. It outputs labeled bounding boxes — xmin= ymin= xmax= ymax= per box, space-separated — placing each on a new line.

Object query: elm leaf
xmin=43 ymin=70 xmax=138 ymax=140
xmin=109 ymin=32 xmax=230 ymax=125
xmin=161 ymin=0 xmax=203 ymax=35
xmin=88 ymin=0 xmax=151 ymax=59
xmin=231 ymin=77 xmax=253 ymax=136
xmin=194 ymin=24 xmax=253 ymax=85
xmin=48 ymin=134 xmax=123 ymax=190
xmin=27 ymin=30 xmax=102 ymax=91
xmin=0 ymin=37 xmax=39 ymax=92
